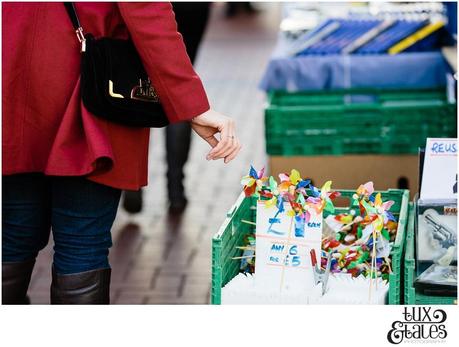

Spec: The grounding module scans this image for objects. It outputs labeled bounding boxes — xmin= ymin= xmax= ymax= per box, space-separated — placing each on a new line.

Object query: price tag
xmin=255 ymin=201 xmax=322 ymax=292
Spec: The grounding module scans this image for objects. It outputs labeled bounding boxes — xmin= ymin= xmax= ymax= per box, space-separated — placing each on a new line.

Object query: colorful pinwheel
xmin=306 ymin=181 xmax=341 ymax=215
xmin=240 ymin=166 xmax=267 ymax=197
xmin=277 ymin=170 xmax=310 ymax=198
xmin=278 ymin=169 xmax=299 ymax=198
xmin=359 ymin=192 xmax=396 ymax=235
xmin=353 ymin=181 xmax=375 ymax=215
xmin=264 ymin=176 xmax=280 ymax=208
xmin=354 ymin=181 xmax=375 ymax=199
xmin=374 ymin=193 xmax=396 ymax=224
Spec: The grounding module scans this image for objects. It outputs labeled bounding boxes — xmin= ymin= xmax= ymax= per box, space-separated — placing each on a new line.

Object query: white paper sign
xmin=420 ymin=138 xmax=458 ymax=201
xmin=255 ymin=201 xmax=322 ymax=293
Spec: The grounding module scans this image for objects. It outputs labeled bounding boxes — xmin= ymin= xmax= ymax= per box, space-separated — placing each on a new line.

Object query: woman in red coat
xmin=2 ymin=2 xmax=241 ymax=304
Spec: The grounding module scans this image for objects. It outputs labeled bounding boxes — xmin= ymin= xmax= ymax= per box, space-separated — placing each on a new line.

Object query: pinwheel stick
xmin=369 ymin=228 xmax=377 ymax=302
xmin=232 ymin=255 xmax=255 ymax=260
xmin=279 ymin=216 xmax=294 ymax=292
xmin=241 ymin=219 xmax=256 ymax=226
xmin=385 ymin=256 xmax=392 ymax=273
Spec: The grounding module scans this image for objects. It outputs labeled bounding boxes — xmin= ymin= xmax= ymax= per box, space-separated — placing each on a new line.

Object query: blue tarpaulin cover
xmin=260 ymin=51 xmax=449 ymax=91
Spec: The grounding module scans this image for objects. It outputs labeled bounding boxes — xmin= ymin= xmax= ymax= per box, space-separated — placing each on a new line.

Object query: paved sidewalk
xmin=28 ymin=3 xmax=280 ymax=304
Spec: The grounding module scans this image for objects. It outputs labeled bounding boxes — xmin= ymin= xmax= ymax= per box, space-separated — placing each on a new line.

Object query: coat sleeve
xmin=117 ymin=2 xmax=210 ymax=123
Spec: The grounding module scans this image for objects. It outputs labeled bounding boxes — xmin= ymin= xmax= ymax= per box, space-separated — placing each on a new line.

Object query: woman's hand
xmin=191 ymin=109 xmax=241 ymax=164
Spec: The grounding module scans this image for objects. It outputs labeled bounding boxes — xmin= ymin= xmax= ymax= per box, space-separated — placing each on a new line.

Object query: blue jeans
xmin=2 ymin=174 xmax=121 ymax=274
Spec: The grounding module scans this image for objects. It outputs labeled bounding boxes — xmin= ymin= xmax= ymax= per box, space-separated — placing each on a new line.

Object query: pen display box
xmin=415 ymin=200 xmax=457 ymax=294
xmin=404 ymin=204 xmax=457 ymax=304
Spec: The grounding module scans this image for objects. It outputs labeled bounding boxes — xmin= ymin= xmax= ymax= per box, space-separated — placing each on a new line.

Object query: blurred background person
xmin=226 ymin=1 xmax=259 ymax=17
xmin=123 ymin=2 xmax=212 ymax=215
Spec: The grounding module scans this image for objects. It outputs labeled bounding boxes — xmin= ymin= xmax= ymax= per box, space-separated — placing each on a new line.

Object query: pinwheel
xmin=306 ymin=181 xmax=340 ymax=215
xmin=289 ymin=196 xmax=318 ymax=226
xmin=354 ymin=181 xmax=375 ymax=199
xmin=277 ymin=170 xmax=310 ymax=198
xmin=278 ymin=169 xmax=298 ymax=197
xmin=359 ymin=193 xmax=396 ymax=236
xmin=285 ymin=180 xmax=340 ymax=228
xmin=374 ymin=193 xmax=396 ymax=224
xmin=274 ymin=169 xmax=312 ymax=219
xmin=264 ymin=176 xmax=279 ymax=208
xmin=241 ymin=166 xmax=267 ymax=197
xmin=295 ymin=177 xmax=311 ymax=198
xmin=358 ymin=192 xmax=396 ymax=284
xmin=353 ymin=181 xmax=376 ymax=215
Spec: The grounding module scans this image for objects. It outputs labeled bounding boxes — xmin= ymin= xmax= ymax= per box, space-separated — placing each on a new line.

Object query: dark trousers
xmin=2 ymin=174 xmax=121 ymax=274
xmin=166 ymin=2 xmax=211 ymax=200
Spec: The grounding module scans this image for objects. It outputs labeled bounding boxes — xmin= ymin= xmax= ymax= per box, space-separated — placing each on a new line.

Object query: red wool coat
xmin=2 ymin=2 xmax=210 ymax=190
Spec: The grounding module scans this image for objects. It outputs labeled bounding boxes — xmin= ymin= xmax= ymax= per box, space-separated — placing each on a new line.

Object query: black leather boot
xmin=51 ymin=267 xmax=111 ymax=304
xmin=2 ymin=259 xmax=36 ymax=304
xmin=122 ymin=190 xmax=143 ymax=214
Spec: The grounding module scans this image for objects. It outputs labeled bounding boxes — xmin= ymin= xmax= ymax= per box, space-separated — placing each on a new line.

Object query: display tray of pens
xmin=211 ymin=167 xmax=409 ymax=304
xmin=288 ymin=17 xmax=443 ymax=56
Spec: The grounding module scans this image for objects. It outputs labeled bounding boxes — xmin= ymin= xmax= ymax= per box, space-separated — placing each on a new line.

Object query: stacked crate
xmin=266 ymin=88 xmax=457 ymax=197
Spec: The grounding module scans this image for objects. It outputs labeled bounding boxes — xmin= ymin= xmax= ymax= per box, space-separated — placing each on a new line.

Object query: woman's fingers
xmin=214 ymin=123 xmax=238 ymax=160
xmin=204 ymin=135 xmax=219 ymax=160
xmin=216 ymin=134 xmax=240 ymax=163
xmin=224 ymin=138 xmax=242 ymax=163
xmin=208 ymin=119 xmax=233 ymax=159
xmin=208 ymin=121 xmax=230 ymax=158
xmin=191 ymin=109 xmax=241 ymax=163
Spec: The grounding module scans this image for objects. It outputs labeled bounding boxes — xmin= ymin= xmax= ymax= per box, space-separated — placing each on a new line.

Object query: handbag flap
xmin=102 ymin=38 xmax=151 ymax=100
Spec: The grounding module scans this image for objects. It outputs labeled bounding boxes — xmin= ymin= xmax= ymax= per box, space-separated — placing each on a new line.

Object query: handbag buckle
xmin=75 ymin=27 xmax=86 ymax=52
xmin=130 ymin=78 xmax=160 ymax=103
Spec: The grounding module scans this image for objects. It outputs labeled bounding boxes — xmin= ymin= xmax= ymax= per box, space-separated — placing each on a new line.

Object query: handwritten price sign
xmin=255 ymin=201 xmax=322 ymax=292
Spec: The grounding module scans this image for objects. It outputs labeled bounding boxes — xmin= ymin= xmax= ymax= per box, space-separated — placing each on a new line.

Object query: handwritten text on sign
xmin=421 ymin=138 xmax=458 ymax=201
xmin=255 ymin=201 xmax=322 ymax=292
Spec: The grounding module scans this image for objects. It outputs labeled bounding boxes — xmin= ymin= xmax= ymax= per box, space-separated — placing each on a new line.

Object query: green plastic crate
xmin=404 ymin=204 xmax=457 ymax=305
xmin=265 ymin=89 xmax=457 ymax=156
xmin=267 ymin=89 xmax=449 ymax=107
xmin=211 ymin=189 xmax=409 ymax=304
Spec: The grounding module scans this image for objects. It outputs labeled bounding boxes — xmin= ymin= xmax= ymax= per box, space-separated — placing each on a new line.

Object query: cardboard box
xmin=269 ymin=155 xmax=419 ymax=199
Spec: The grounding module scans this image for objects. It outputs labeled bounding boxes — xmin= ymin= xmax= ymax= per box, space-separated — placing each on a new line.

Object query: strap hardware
xmin=64 ymin=2 xmax=86 ymax=52
xmin=75 ymin=27 xmax=86 ymax=52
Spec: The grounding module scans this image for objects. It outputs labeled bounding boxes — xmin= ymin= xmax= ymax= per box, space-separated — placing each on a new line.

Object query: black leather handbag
xmin=64 ymin=2 xmax=169 ymax=128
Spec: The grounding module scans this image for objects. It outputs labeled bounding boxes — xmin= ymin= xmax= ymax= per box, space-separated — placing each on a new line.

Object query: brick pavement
xmin=28 ymin=3 xmax=280 ymax=304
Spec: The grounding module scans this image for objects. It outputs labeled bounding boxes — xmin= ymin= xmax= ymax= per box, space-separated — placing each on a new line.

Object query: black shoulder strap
xmin=64 ymin=2 xmax=86 ymax=51
xmin=64 ymin=2 xmax=81 ymax=31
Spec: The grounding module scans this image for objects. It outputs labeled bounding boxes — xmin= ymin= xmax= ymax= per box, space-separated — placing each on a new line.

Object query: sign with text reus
xmin=421 ymin=138 xmax=457 ymax=201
